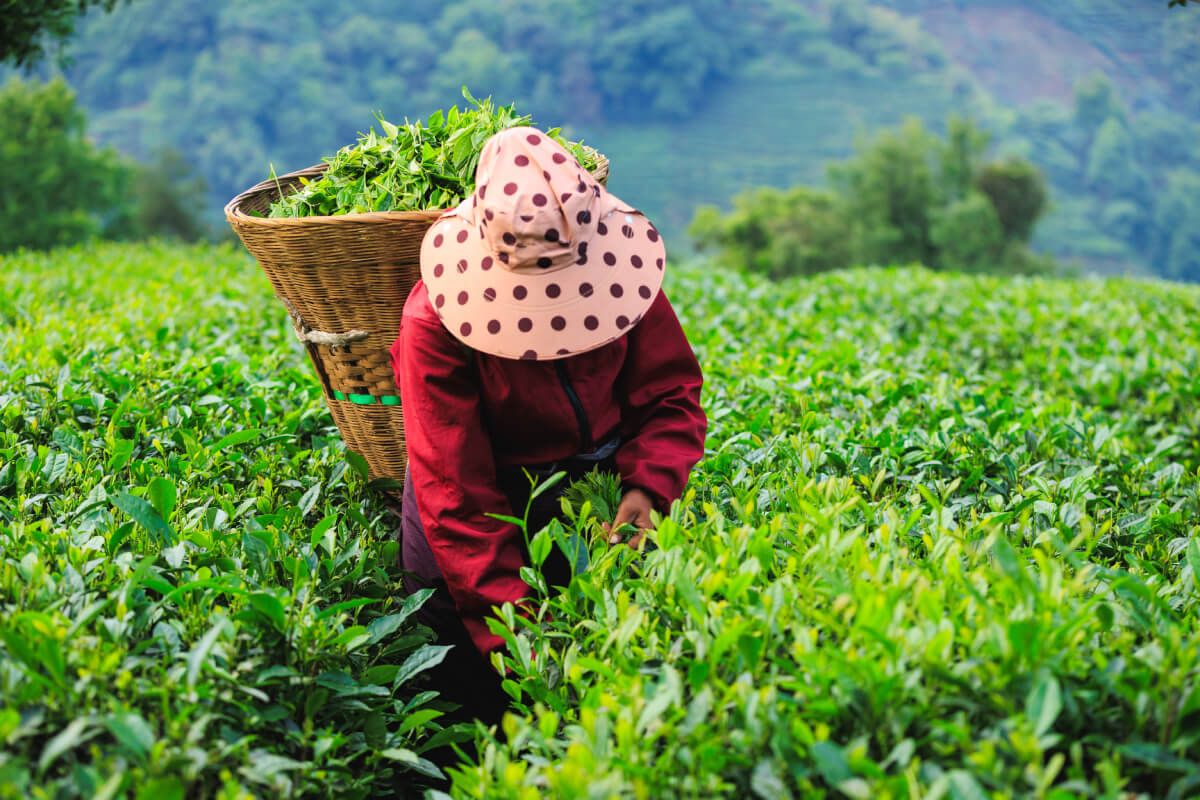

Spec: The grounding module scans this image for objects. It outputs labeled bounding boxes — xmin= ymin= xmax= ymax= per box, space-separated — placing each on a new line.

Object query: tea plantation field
xmin=2 ymin=243 xmax=1199 ymax=799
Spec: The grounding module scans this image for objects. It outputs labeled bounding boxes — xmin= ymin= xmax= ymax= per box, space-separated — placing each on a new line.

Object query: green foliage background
xmin=0 ymin=78 xmax=209 ymax=250
xmin=692 ymin=117 xmax=1053 ymax=279
xmin=5 ymin=0 xmax=1198 ymax=276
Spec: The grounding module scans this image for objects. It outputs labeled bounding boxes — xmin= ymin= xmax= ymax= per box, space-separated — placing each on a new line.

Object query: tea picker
xmin=226 ymin=108 xmax=706 ymax=726
xmin=391 ymin=126 xmax=706 ymax=724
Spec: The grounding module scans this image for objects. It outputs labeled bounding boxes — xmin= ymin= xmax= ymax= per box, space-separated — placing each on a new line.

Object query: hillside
xmin=2 ymin=243 xmax=1199 ymax=796
xmin=897 ymin=0 xmax=1188 ymax=111
xmin=5 ymin=0 xmax=1198 ymax=276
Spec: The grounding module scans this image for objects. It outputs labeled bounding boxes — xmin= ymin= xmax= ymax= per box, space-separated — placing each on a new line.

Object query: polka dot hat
xmin=419 ymin=126 xmax=666 ymax=361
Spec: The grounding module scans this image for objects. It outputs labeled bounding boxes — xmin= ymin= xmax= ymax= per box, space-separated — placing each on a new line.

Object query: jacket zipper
xmin=554 ymin=361 xmax=594 ymax=452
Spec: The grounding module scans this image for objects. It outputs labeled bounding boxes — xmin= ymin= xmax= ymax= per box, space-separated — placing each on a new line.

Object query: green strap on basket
xmin=332 ymin=391 xmax=399 ymax=406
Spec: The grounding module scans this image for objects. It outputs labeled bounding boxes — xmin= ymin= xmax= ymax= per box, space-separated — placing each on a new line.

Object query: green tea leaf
xmin=248 ymin=592 xmax=287 ymax=632
xmin=393 ymin=645 xmax=452 ymax=689
xmin=298 ymin=482 xmax=321 ymax=516
xmin=38 ymin=717 xmax=94 ymax=775
xmin=268 ymin=93 xmax=599 ymax=218
xmin=148 ymin=477 xmax=177 ymax=519
xmin=135 ymin=777 xmax=184 ymax=800
xmin=211 ymin=428 xmax=262 ymax=452
xmin=367 ymin=589 xmax=432 ymax=645
xmin=363 ymin=710 xmax=387 ymax=749
xmin=529 ymin=529 xmax=552 ymax=567
xmin=380 ymin=748 xmax=444 ymax=780
xmin=345 ymin=450 xmax=370 ymax=482
xmin=104 ymin=712 xmax=155 ymax=762
xmin=112 ymin=491 xmax=175 ymax=544
xmin=186 ymin=620 xmax=226 ymax=690
xmin=991 ymin=535 xmax=1026 ymax=585
xmin=108 ymin=438 xmax=134 ymax=471
xmin=1187 ymin=539 xmax=1200 ymax=584
xmin=397 ymin=708 xmax=442 ymax=735
xmin=1026 ymin=671 xmax=1062 ymax=738
xmin=810 ymin=741 xmax=851 ymax=787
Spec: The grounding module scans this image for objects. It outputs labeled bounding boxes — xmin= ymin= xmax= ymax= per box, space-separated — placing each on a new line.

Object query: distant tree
xmin=0 ymin=78 xmax=127 ymax=251
xmin=691 ymin=186 xmax=853 ymax=279
xmin=429 ymin=29 xmax=530 ymax=111
xmin=1153 ymin=171 xmax=1200 ymax=281
xmin=1161 ymin=15 xmax=1200 ymax=112
xmin=0 ymin=78 xmax=207 ymax=251
xmin=0 ymin=0 xmax=127 ymax=67
xmin=594 ymin=4 xmax=728 ymax=118
xmin=1098 ymin=201 xmax=1145 ymax=248
xmin=120 ymin=150 xmax=211 ymax=242
xmin=1073 ymin=74 xmax=1122 ymax=137
xmin=692 ymin=116 xmax=1053 ymax=279
xmin=1133 ymin=111 xmax=1195 ymax=168
xmin=829 ymin=117 xmax=939 ymax=266
xmin=940 ymin=115 xmax=991 ymax=204
xmin=829 ymin=1 xmax=871 ymax=53
xmin=975 ymin=159 xmax=1048 ymax=242
xmin=1085 ymin=117 xmax=1144 ymax=201
xmin=930 ymin=192 xmax=1006 ymax=272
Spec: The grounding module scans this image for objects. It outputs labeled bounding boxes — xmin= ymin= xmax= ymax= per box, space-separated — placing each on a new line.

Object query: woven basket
xmin=224 ymin=153 xmax=610 ymax=490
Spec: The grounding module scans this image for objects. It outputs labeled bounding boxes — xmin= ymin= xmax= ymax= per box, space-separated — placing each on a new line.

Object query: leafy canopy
xmin=0 ymin=77 xmax=126 ymax=251
xmin=692 ymin=116 xmax=1053 ymax=278
xmin=0 ymin=0 xmax=126 ymax=67
xmin=0 ymin=77 xmax=209 ymax=252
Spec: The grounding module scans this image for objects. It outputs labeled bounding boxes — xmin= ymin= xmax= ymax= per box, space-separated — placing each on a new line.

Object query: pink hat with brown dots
xmin=419 ymin=126 xmax=666 ymax=361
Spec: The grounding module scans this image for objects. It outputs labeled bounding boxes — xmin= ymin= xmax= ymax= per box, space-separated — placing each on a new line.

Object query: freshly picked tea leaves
xmin=268 ymin=88 xmax=600 ymax=218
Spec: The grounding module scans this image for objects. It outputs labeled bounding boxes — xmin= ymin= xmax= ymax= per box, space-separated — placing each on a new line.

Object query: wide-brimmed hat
xmin=419 ymin=126 xmax=666 ymax=361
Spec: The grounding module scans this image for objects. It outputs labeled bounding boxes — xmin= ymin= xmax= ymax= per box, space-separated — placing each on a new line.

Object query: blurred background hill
xmin=4 ymin=0 xmax=1198 ymax=279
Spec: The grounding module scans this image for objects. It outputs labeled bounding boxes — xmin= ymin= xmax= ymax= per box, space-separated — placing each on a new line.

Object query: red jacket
xmin=390 ymin=281 xmax=706 ymax=653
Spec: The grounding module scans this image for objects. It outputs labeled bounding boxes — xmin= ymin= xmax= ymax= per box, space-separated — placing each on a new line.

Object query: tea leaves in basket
xmin=268 ymin=88 xmax=599 ymax=218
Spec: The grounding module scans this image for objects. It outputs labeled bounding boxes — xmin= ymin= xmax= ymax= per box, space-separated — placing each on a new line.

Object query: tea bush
xmin=0 ymin=244 xmax=469 ymax=798
xmin=2 ymin=243 xmax=1199 ymax=798
xmin=451 ymin=265 xmax=1200 ymax=797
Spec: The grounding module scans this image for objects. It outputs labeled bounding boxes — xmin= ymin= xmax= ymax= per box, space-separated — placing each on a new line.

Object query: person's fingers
xmin=628 ymin=532 xmax=644 ymax=549
xmin=609 ymin=519 xmax=638 ymax=544
xmin=610 ymin=506 xmax=633 ymax=543
xmin=626 ymin=509 xmax=650 ymax=532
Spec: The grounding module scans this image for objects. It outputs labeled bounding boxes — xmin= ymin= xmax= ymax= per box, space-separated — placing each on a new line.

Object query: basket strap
xmin=297 ymin=328 xmax=370 ymax=347
xmin=281 ymin=298 xmax=369 ymax=347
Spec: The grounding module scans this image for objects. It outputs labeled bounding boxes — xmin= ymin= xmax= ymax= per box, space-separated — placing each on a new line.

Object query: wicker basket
xmin=224 ymin=154 xmax=610 ymax=490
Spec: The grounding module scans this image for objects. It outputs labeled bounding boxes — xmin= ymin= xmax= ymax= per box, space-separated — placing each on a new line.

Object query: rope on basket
xmin=282 ymin=298 xmax=369 ymax=348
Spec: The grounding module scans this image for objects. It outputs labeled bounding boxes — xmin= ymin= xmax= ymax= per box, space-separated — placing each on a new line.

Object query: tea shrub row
xmin=450 ymin=264 xmax=1200 ymax=797
xmin=2 ymin=244 xmax=1199 ymax=797
xmin=0 ymin=244 xmax=468 ymax=798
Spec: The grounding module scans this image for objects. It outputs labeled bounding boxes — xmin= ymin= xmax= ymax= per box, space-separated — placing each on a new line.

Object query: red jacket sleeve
xmin=614 ymin=291 xmax=707 ymax=512
xmin=392 ymin=296 xmax=528 ymax=656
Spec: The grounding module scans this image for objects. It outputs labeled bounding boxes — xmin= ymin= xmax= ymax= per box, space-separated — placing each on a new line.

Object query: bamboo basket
xmin=224 ymin=154 xmax=610 ymax=491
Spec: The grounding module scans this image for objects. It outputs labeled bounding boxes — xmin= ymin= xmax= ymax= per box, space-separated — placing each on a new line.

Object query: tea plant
xmin=0 ymin=244 xmax=469 ymax=798
xmin=267 ymin=89 xmax=600 ymax=218
xmin=450 ymin=266 xmax=1200 ymax=798
xmin=3 ymin=243 xmax=1199 ymax=798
